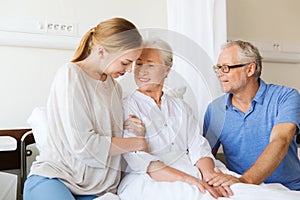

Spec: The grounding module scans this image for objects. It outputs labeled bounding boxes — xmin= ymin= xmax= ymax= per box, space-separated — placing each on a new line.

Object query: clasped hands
xmin=207 ymin=168 xmax=241 ymax=187
xmin=124 ymin=114 xmax=146 ymax=137
xmin=124 ymin=114 xmax=149 ymax=152
xmin=204 ymin=168 xmax=243 ymax=198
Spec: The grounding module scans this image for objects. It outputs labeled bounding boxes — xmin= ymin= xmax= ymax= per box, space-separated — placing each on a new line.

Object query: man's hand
xmin=124 ymin=114 xmax=145 ymax=137
xmin=207 ymin=168 xmax=241 ymax=187
xmin=200 ymin=168 xmax=233 ymax=197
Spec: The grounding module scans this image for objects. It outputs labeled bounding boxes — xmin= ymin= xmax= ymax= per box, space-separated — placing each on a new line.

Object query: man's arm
xmin=207 ymin=122 xmax=297 ymax=186
xmin=240 ymin=122 xmax=297 ymax=184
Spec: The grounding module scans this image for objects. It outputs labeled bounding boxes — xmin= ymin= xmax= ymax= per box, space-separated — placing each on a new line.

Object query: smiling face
xmin=216 ymin=45 xmax=250 ymax=94
xmin=134 ymin=48 xmax=171 ymax=92
xmin=104 ymin=48 xmax=142 ymax=79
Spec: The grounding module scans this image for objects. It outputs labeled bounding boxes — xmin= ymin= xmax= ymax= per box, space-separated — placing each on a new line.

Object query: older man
xmin=203 ymin=40 xmax=300 ymax=191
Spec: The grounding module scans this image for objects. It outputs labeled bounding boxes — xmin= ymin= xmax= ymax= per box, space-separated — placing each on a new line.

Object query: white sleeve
xmin=122 ymin=97 xmax=160 ymax=173
xmin=123 ymin=150 xmax=160 ymax=173
xmin=185 ymin=103 xmax=214 ymax=165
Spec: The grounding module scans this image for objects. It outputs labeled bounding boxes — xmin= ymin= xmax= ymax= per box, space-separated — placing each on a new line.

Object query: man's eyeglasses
xmin=213 ymin=63 xmax=251 ymax=73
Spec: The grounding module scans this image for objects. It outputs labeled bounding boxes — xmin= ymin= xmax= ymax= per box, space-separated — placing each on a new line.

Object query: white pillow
xmin=164 ymin=86 xmax=187 ymax=99
xmin=27 ymin=107 xmax=49 ymax=153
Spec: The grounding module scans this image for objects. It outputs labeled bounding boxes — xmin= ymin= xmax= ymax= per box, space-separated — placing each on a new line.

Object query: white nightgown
xmin=118 ymin=91 xmax=218 ymax=200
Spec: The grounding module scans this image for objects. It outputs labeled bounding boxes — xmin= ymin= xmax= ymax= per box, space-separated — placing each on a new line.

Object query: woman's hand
xmin=109 ymin=137 xmax=149 ymax=156
xmin=147 ymin=161 xmax=227 ymax=199
xmin=124 ymin=114 xmax=145 ymax=137
xmin=213 ymin=185 xmax=233 ymax=197
xmin=137 ymin=137 xmax=149 ymax=152
xmin=196 ymin=158 xmax=233 ymax=197
xmin=184 ymin=176 xmax=223 ymax=199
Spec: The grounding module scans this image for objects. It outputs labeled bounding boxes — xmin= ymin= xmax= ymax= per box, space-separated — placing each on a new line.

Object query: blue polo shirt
xmin=203 ymin=79 xmax=300 ymax=190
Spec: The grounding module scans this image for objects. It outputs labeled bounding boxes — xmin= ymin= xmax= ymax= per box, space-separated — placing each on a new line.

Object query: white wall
xmin=227 ymin=0 xmax=300 ymax=91
xmin=0 ymin=0 xmax=167 ymax=129
xmin=1 ymin=0 xmax=299 ymax=129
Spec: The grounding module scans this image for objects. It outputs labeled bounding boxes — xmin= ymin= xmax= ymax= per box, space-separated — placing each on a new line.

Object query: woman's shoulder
xmin=51 ymin=63 xmax=82 ymax=87
xmin=53 ymin=62 xmax=78 ymax=77
xmin=164 ymin=93 xmax=189 ymax=108
xmin=123 ymin=90 xmax=139 ymax=102
xmin=58 ymin=62 xmax=79 ymax=74
xmin=164 ymin=92 xmax=183 ymax=102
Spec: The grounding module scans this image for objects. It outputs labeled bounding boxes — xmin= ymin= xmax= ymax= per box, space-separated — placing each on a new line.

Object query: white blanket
xmin=118 ymin=177 xmax=299 ymax=200
xmin=118 ymin=159 xmax=300 ymax=200
xmin=220 ymin=183 xmax=300 ymax=200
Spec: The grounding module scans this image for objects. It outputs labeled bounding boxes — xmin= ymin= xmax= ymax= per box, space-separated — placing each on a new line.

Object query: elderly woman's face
xmin=134 ymin=48 xmax=170 ymax=91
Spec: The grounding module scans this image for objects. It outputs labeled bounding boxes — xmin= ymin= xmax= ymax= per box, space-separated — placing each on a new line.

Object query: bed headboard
xmin=0 ymin=129 xmax=31 ymax=170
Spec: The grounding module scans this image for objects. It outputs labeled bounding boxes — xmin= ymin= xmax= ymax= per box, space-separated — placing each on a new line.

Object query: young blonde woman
xmin=23 ymin=17 xmax=147 ymax=200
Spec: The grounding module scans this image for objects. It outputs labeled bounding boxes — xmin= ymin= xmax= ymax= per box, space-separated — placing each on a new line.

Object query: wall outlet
xmin=45 ymin=21 xmax=77 ymax=36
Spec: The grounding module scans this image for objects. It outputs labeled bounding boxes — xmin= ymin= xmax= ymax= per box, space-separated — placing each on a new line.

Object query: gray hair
xmin=143 ymin=38 xmax=173 ymax=67
xmin=223 ymin=40 xmax=262 ymax=79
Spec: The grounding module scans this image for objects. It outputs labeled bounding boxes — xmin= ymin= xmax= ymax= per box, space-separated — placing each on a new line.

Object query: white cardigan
xmin=29 ymin=62 xmax=123 ymax=196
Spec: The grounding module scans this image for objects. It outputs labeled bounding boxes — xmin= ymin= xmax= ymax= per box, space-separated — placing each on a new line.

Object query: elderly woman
xmin=117 ymin=39 xmax=231 ymax=200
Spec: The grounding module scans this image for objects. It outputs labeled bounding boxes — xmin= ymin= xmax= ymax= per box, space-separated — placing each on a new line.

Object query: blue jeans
xmin=23 ymin=175 xmax=98 ymax=200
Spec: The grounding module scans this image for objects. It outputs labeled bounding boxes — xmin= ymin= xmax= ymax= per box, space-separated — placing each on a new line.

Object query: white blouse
xmin=122 ymin=90 xmax=214 ymax=175
xmin=29 ymin=62 xmax=123 ymax=196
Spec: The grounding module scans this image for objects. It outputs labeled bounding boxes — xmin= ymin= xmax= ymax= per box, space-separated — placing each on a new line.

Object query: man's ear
xmin=247 ymin=62 xmax=256 ymax=77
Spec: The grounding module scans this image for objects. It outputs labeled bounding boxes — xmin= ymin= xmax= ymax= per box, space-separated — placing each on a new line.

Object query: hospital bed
xmin=0 ymin=129 xmax=31 ymax=200
xmin=20 ymin=128 xmax=300 ymax=193
xmin=0 ymin=122 xmax=299 ymax=200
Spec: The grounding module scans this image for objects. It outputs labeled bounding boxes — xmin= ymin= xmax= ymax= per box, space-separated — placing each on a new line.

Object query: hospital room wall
xmin=227 ymin=0 xmax=300 ymax=91
xmin=0 ymin=0 xmax=168 ymax=129
xmin=1 ymin=0 xmax=299 ymax=129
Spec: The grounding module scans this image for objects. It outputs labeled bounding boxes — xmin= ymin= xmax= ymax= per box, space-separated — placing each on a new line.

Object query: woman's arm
xmin=109 ymin=137 xmax=148 ymax=156
xmin=147 ymin=161 xmax=221 ymax=199
xmin=109 ymin=114 xmax=148 ymax=156
xmin=196 ymin=157 xmax=216 ymax=181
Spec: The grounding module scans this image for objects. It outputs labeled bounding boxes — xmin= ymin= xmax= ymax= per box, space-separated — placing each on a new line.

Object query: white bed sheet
xmin=118 ymin=177 xmax=300 ymax=200
xmin=118 ymin=159 xmax=300 ymax=200
xmin=0 ymin=172 xmax=17 ymax=200
xmin=219 ymin=183 xmax=300 ymax=200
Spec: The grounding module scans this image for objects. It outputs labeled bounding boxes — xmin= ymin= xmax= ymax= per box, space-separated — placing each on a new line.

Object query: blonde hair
xmin=71 ymin=17 xmax=142 ymax=62
xmin=143 ymin=38 xmax=173 ymax=67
